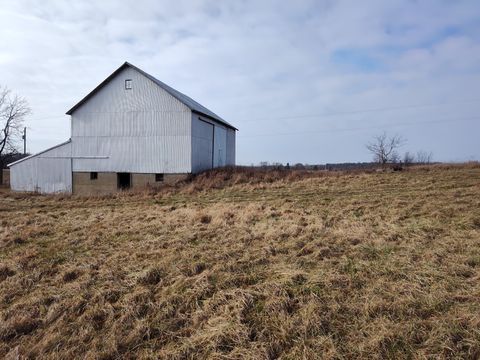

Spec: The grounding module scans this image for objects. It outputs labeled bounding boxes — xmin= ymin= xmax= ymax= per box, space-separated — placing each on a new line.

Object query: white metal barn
xmin=9 ymin=62 xmax=237 ymax=195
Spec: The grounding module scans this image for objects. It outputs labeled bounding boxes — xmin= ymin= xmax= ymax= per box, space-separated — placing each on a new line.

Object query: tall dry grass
xmin=1 ymin=165 xmax=480 ymax=359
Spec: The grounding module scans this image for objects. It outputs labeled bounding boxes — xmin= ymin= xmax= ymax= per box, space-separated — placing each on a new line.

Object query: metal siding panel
xmin=191 ymin=114 xmax=235 ymax=171
xmin=10 ymin=158 xmax=38 ymax=192
xmin=71 ymin=67 xmax=191 ymax=173
xmin=37 ymin=158 xmax=72 ymax=193
xmin=10 ymin=142 xmax=72 ymax=193
xmin=213 ymin=126 xmax=227 ymax=167
xmin=226 ymin=128 xmax=236 ymax=166
xmin=191 ymin=115 xmax=214 ymax=173
xmin=42 ymin=142 xmax=72 ymax=157
xmin=72 ymin=135 xmax=190 ymax=173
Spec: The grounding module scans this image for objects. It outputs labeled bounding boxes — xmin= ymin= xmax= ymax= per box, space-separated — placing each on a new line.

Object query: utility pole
xmin=22 ymin=127 xmax=26 ymax=155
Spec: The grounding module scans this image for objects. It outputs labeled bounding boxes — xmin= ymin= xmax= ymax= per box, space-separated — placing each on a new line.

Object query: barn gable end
xmin=69 ymin=65 xmax=193 ymax=174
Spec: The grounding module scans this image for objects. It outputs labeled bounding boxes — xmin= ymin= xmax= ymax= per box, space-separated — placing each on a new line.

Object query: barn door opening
xmin=117 ymin=173 xmax=131 ymax=190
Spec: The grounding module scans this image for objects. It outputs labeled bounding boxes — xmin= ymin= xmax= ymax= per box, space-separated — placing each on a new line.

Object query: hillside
xmin=1 ymin=165 xmax=480 ymax=359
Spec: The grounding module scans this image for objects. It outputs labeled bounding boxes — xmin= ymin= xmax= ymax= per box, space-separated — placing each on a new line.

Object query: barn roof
xmin=66 ymin=62 xmax=237 ymax=130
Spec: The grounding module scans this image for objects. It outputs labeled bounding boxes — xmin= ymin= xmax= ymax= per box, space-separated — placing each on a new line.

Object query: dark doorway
xmin=117 ymin=173 xmax=131 ymax=190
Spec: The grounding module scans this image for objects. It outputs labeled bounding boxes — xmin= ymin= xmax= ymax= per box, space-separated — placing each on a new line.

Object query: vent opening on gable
xmin=125 ymin=79 xmax=132 ymax=90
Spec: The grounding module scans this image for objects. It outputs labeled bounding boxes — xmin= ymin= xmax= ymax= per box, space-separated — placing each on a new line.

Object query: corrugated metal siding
xmin=214 ymin=126 xmax=227 ymax=167
xmin=10 ymin=142 xmax=72 ymax=193
xmin=10 ymin=159 xmax=37 ymax=192
xmin=72 ymin=136 xmax=190 ymax=173
xmin=226 ymin=128 xmax=236 ymax=166
xmin=36 ymin=158 xmax=72 ymax=193
xmin=191 ymin=114 xmax=235 ymax=172
xmin=71 ymin=67 xmax=192 ymax=173
xmin=191 ymin=115 xmax=214 ymax=173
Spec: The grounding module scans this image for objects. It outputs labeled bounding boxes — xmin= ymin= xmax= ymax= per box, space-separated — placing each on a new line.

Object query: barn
xmin=9 ymin=62 xmax=237 ymax=195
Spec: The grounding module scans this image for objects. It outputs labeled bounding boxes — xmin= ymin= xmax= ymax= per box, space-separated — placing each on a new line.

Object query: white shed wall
xmin=9 ymin=158 xmax=37 ymax=192
xmin=71 ymin=67 xmax=192 ymax=173
xmin=10 ymin=142 xmax=72 ymax=193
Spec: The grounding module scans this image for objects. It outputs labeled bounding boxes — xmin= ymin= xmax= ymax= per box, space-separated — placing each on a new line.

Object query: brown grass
xmin=1 ymin=165 xmax=480 ymax=359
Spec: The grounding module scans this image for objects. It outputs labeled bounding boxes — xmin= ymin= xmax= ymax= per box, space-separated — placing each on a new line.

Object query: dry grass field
xmin=1 ymin=165 xmax=480 ymax=359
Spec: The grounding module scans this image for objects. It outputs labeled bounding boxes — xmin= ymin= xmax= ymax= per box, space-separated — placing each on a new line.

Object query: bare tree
xmin=416 ymin=150 xmax=433 ymax=164
xmin=366 ymin=132 xmax=405 ymax=165
xmin=0 ymin=86 xmax=31 ymax=158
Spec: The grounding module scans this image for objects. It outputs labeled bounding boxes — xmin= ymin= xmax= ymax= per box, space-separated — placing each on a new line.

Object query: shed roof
xmin=66 ymin=62 xmax=237 ymax=130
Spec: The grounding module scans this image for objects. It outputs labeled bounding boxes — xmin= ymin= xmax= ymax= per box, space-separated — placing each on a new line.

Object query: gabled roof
xmin=66 ymin=62 xmax=237 ymax=130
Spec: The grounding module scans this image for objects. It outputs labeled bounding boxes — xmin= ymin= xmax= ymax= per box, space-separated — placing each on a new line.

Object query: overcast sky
xmin=1 ymin=0 xmax=479 ymax=164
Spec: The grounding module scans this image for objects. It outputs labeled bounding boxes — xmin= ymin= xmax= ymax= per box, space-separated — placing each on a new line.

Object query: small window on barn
xmin=155 ymin=173 xmax=164 ymax=182
xmin=125 ymin=79 xmax=132 ymax=90
xmin=90 ymin=172 xmax=98 ymax=180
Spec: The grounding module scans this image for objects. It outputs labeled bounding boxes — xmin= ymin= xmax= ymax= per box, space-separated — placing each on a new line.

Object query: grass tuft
xmin=139 ymin=267 xmax=165 ymax=286
xmin=62 ymin=270 xmax=80 ymax=282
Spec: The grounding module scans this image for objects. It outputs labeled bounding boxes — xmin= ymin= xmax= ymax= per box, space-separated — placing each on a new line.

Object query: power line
xmin=24 ymin=114 xmax=479 ymax=138
xmin=26 ymin=115 xmax=67 ymax=122
xmin=238 ymin=115 xmax=480 ymax=138
xmin=241 ymin=99 xmax=480 ymax=123
xmin=21 ymin=101 xmax=480 ymax=141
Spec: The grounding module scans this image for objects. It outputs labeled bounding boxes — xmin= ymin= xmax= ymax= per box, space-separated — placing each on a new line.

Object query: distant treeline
xmin=256 ymin=162 xmax=389 ymax=171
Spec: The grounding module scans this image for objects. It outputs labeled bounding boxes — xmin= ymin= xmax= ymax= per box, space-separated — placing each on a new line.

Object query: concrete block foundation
xmin=72 ymin=172 xmax=188 ymax=196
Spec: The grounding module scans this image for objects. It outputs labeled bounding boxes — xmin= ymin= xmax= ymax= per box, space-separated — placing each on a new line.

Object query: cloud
xmin=0 ymin=0 xmax=479 ymax=163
